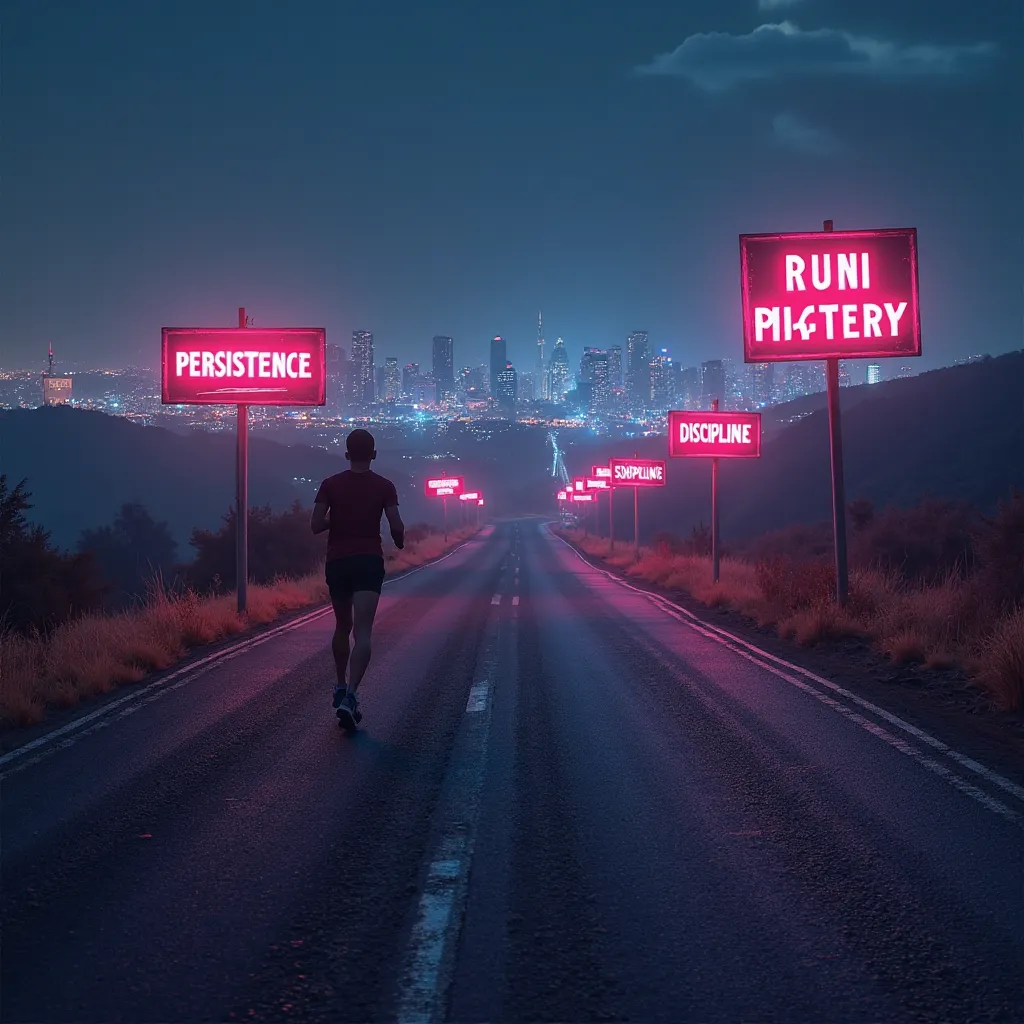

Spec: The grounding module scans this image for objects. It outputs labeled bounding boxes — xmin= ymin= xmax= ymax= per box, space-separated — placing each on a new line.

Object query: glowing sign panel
xmin=572 ymin=492 xmax=595 ymax=502
xmin=668 ymin=411 xmax=762 ymax=459
xmin=425 ymin=476 xmax=465 ymax=497
xmin=459 ymin=492 xmax=481 ymax=502
xmin=592 ymin=466 xmax=612 ymax=479
xmin=586 ymin=478 xmax=610 ymax=490
xmin=573 ymin=477 xmax=587 ymax=493
xmin=161 ymin=328 xmax=326 ymax=405
xmin=740 ymin=229 xmax=920 ymax=362
xmin=557 ymin=490 xmax=568 ymax=501
xmin=610 ymin=458 xmax=666 ymax=487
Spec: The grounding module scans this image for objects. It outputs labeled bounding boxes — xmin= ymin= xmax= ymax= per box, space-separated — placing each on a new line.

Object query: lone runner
xmin=311 ymin=428 xmax=404 ymax=730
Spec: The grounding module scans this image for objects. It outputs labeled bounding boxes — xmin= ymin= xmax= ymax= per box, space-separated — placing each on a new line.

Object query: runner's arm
xmin=310 ymin=502 xmax=330 ymax=535
xmin=384 ymin=503 xmax=404 ymax=549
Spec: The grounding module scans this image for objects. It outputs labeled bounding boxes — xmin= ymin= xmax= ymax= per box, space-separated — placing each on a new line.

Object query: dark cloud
xmin=770 ymin=112 xmax=839 ymax=155
xmin=635 ymin=21 xmax=996 ymax=91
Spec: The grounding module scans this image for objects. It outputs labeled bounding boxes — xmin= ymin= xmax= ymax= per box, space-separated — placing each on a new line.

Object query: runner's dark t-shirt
xmin=315 ymin=470 xmax=399 ymax=560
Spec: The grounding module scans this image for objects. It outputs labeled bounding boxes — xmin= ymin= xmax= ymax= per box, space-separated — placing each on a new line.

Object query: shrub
xmin=850 ymin=498 xmax=976 ymax=584
xmin=974 ymin=607 xmax=1024 ymax=711
xmin=974 ymin=490 xmax=1024 ymax=614
xmin=754 ymin=557 xmax=836 ymax=611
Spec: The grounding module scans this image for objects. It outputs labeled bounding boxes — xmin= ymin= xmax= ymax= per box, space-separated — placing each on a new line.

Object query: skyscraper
xmin=489 ymin=336 xmax=507 ymax=397
xmin=326 ymin=344 xmax=346 ymax=414
xmin=382 ymin=357 xmax=401 ymax=403
xmin=402 ymin=361 xmax=420 ymax=398
xmin=580 ymin=348 xmax=610 ymax=411
xmin=680 ymin=367 xmax=701 ymax=409
xmin=351 ymin=330 xmax=374 ymax=404
xmin=701 ymin=359 xmax=725 ymax=410
xmin=536 ymin=311 xmax=547 ymax=399
xmin=432 ymin=335 xmax=454 ymax=401
xmin=548 ymin=338 xmax=570 ymax=403
xmin=650 ymin=350 xmax=674 ymax=411
xmin=496 ymin=361 xmax=517 ymax=415
xmin=627 ymin=331 xmax=651 ymax=407
xmin=607 ymin=345 xmax=623 ymax=388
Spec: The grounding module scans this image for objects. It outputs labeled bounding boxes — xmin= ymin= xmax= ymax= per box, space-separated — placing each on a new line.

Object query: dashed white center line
xmin=466 ymin=681 xmax=489 ymax=712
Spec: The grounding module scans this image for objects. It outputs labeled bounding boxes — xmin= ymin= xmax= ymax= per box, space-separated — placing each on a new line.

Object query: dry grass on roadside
xmin=0 ymin=526 xmax=479 ymax=729
xmin=560 ymin=529 xmax=1024 ymax=712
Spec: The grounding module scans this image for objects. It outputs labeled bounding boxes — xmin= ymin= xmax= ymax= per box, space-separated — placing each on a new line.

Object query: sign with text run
xmin=668 ymin=411 xmax=762 ymax=459
xmin=609 ymin=458 xmax=667 ymax=487
xmin=425 ymin=476 xmax=464 ymax=498
xmin=161 ymin=328 xmax=326 ymax=405
xmin=739 ymin=228 xmax=920 ymax=362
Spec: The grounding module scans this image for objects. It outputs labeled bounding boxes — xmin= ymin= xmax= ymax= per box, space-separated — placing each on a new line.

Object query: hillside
xmin=564 ymin=351 xmax=1024 ymax=544
xmin=0 ymin=408 xmax=429 ymax=551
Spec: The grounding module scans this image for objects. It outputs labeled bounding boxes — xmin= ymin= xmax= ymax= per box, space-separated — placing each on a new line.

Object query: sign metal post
xmin=710 ymin=399 xmax=720 ymax=583
xmin=236 ymin=307 xmax=248 ymax=613
xmin=667 ymin=406 xmax=760 ymax=585
xmin=739 ymin=219 xmax=920 ymax=605
xmin=161 ymin=315 xmax=326 ymax=618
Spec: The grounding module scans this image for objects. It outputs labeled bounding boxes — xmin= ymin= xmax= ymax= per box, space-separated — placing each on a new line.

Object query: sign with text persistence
xmin=425 ymin=476 xmax=464 ymax=498
xmin=668 ymin=411 xmax=762 ymax=459
xmin=740 ymin=228 xmax=920 ymax=362
xmin=610 ymin=458 xmax=667 ymax=487
xmin=162 ymin=328 xmax=326 ymax=405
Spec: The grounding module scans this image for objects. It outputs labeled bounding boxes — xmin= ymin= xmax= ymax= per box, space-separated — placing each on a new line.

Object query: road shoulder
xmin=553 ymin=529 xmax=1024 ymax=788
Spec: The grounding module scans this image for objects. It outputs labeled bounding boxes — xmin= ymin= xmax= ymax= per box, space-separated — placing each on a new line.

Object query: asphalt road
xmin=3 ymin=519 xmax=1024 ymax=1023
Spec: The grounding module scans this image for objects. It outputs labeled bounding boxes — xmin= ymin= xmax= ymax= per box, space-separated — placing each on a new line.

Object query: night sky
xmin=2 ymin=0 xmax=1020 ymax=374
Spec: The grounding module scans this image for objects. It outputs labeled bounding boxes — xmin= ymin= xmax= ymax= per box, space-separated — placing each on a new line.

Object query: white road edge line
xmin=549 ymin=527 xmax=1024 ymax=815
xmin=0 ymin=532 xmax=482 ymax=773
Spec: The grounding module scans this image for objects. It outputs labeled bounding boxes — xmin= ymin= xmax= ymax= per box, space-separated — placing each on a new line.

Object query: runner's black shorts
xmin=325 ymin=555 xmax=386 ymax=599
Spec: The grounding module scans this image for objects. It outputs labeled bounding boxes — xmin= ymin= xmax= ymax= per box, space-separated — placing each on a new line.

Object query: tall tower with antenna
xmin=536 ymin=310 xmax=547 ymax=400
xmin=42 ymin=343 xmax=73 ymax=406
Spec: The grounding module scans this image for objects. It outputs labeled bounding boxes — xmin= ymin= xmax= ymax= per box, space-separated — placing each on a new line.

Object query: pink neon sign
xmin=425 ymin=476 xmax=465 ymax=497
xmin=161 ymin=328 xmax=326 ymax=406
xmin=740 ymin=228 xmax=921 ymax=362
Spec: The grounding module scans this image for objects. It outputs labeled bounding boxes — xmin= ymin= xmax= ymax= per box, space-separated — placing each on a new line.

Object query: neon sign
xmin=161 ymin=328 xmax=326 ymax=405
xmin=668 ymin=411 xmax=762 ymax=459
xmin=609 ymin=458 xmax=667 ymax=486
xmin=740 ymin=228 xmax=920 ymax=362
xmin=425 ymin=476 xmax=465 ymax=497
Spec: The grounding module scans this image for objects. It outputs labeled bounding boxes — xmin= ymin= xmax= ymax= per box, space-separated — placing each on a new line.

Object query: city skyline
xmin=2 ymin=2 xmax=1020 ymax=375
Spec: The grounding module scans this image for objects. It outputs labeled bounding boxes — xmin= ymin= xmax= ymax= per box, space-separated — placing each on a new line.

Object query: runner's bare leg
xmin=331 ymin=595 xmax=353 ymax=689
xmin=348 ymin=590 xmax=381 ymax=693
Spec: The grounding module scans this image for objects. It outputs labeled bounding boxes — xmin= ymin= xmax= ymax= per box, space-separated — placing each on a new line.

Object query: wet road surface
xmin=3 ymin=519 xmax=1024 ymax=1022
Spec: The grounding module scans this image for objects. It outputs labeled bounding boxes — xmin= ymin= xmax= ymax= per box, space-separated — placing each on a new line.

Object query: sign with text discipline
xmin=668 ymin=411 xmax=762 ymax=459
xmin=162 ymin=328 xmax=326 ymax=405
xmin=425 ymin=476 xmax=465 ymax=497
xmin=609 ymin=458 xmax=667 ymax=487
xmin=739 ymin=228 xmax=920 ymax=362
